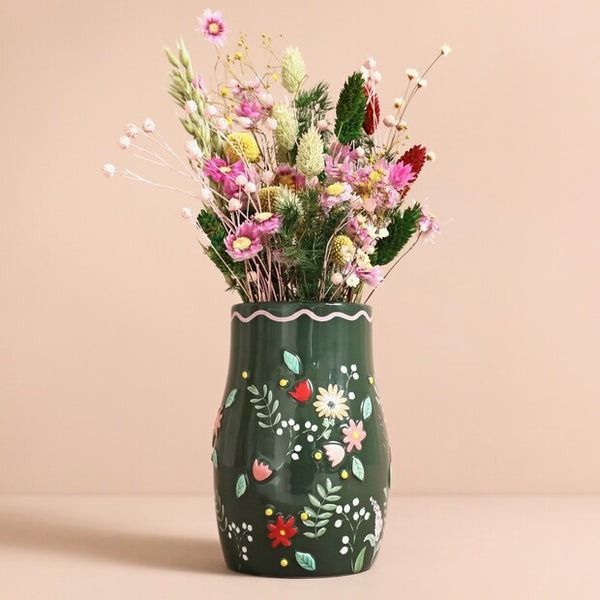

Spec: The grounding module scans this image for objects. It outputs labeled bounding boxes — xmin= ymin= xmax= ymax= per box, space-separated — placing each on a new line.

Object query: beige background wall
xmin=1 ymin=0 xmax=599 ymax=494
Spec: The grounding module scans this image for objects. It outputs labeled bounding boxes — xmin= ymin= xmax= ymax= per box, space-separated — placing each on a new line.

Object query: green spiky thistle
xmin=371 ymin=203 xmax=422 ymax=265
xmin=334 ymin=72 xmax=367 ymax=144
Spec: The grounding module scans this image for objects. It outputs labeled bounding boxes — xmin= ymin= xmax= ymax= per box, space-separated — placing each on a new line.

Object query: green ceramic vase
xmin=212 ymin=302 xmax=391 ymax=577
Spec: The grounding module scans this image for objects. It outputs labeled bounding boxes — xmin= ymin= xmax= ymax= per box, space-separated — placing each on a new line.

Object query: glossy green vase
xmin=212 ymin=303 xmax=391 ymax=577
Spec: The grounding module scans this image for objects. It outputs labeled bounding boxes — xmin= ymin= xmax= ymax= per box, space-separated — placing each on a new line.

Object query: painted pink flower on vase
xmin=389 ymin=161 xmax=415 ymax=190
xmin=213 ymin=407 xmax=223 ymax=439
xmin=252 ymin=458 xmax=273 ymax=482
xmin=342 ymin=419 xmax=367 ymax=452
xmin=197 ymin=9 xmax=226 ymax=47
xmin=224 ymin=221 xmax=263 ymax=261
xmin=324 ymin=442 xmax=345 ymax=467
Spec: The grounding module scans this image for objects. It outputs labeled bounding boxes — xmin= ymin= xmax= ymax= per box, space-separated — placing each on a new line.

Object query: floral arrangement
xmin=103 ymin=9 xmax=450 ymax=303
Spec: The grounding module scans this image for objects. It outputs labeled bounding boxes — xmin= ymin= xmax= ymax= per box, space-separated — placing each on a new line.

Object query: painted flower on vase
xmin=213 ymin=407 xmax=223 ymax=440
xmin=224 ymin=221 xmax=263 ymax=261
xmin=252 ymin=458 xmax=273 ymax=482
xmin=314 ymin=384 xmax=350 ymax=420
xmin=324 ymin=442 xmax=346 ymax=467
xmin=267 ymin=515 xmax=298 ymax=548
xmin=342 ymin=419 xmax=367 ymax=452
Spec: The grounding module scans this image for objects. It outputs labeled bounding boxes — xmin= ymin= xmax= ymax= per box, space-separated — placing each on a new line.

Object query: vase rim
xmin=232 ymin=301 xmax=371 ymax=310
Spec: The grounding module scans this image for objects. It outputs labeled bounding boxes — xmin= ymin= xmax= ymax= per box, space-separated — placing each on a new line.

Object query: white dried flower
xmin=206 ymin=104 xmax=219 ymax=117
xmin=317 ymin=119 xmax=330 ymax=132
xmin=214 ymin=117 xmax=229 ymax=131
xmin=331 ymin=272 xmax=344 ymax=285
xmin=346 ymin=273 xmax=360 ymax=288
xmin=281 ymin=47 xmax=306 ymax=93
xmin=199 ymin=187 xmax=213 ymax=201
xmin=142 ymin=117 xmax=155 ymax=133
xmin=426 ymin=150 xmax=436 ymax=162
xmin=378 ymin=227 xmax=389 ymax=238
xmin=259 ymin=92 xmax=274 ymax=108
xmin=405 ymin=68 xmax=419 ymax=80
xmin=184 ymin=100 xmax=198 ymax=114
xmin=266 ymin=117 xmax=278 ymax=131
xmin=237 ymin=116 xmax=253 ymax=129
xmin=125 ymin=123 xmax=140 ymax=138
xmin=417 ymin=78 xmax=428 ymax=88
xmin=181 ymin=207 xmax=193 ymax=219
xmin=355 ymin=146 xmax=365 ymax=158
xmin=371 ymin=71 xmax=382 ymax=84
xmin=396 ymin=120 xmax=408 ymax=131
xmin=102 ymin=163 xmax=116 ymax=177
xmin=364 ymin=57 xmax=377 ymax=69
xmin=441 ymin=44 xmax=452 ymax=56
xmin=261 ymin=170 xmax=275 ymax=185
xmin=228 ymin=197 xmax=243 ymax=211
xmin=185 ymin=139 xmax=203 ymax=160
xmin=244 ymin=181 xmax=257 ymax=194
xmin=383 ymin=115 xmax=397 ymax=128
xmin=393 ymin=97 xmax=404 ymax=108
xmin=360 ymin=66 xmax=370 ymax=81
xmin=118 ymin=135 xmax=131 ymax=149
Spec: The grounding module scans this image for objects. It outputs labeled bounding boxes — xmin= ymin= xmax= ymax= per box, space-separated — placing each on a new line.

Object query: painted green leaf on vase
xmin=352 ymin=456 xmax=365 ymax=481
xmin=224 ymin=388 xmax=238 ymax=408
xmin=235 ymin=473 xmax=248 ymax=498
xmin=295 ymin=550 xmax=317 ymax=571
xmin=283 ymin=350 xmax=302 ymax=375
xmin=361 ymin=396 xmax=372 ymax=419
xmin=352 ymin=546 xmax=367 ymax=573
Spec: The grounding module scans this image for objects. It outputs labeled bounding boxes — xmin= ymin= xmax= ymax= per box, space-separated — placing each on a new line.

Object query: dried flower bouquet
xmin=103 ymin=9 xmax=450 ymax=303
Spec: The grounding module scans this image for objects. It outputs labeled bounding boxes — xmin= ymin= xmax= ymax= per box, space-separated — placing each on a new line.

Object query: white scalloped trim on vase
xmin=231 ymin=308 xmax=372 ymax=324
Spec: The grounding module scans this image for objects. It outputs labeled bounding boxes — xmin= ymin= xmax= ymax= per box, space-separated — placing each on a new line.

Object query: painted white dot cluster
xmin=226 ymin=520 xmax=253 ymax=562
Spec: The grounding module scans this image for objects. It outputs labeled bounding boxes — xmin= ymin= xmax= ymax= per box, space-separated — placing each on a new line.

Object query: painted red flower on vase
xmin=266 ymin=515 xmax=298 ymax=548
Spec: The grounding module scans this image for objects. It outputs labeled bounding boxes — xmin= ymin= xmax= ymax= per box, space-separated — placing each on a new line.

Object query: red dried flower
xmin=266 ymin=514 xmax=298 ymax=548
xmin=362 ymin=85 xmax=380 ymax=135
xmin=399 ymin=145 xmax=427 ymax=197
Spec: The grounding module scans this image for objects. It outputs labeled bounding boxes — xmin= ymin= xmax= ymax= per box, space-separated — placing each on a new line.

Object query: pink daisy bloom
xmin=197 ymin=9 xmax=226 ymax=47
xmin=203 ymin=158 xmax=247 ymax=197
xmin=342 ymin=419 xmax=367 ymax=452
xmin=253 ymin=212 xmax=282 ymax=236
xmin=389 ymin=161 xmax=415 ymax=190
xmin=224 ymin=221 xmax=263 ymax=261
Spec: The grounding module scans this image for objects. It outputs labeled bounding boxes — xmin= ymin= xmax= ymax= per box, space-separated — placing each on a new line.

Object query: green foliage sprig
xmin=334 ymin=72 xmax=367 ymax=144
xmin=371 ymin=203 xmax=422 ymax=265
xmin=295 ymin=82 xmax=333 ymax=138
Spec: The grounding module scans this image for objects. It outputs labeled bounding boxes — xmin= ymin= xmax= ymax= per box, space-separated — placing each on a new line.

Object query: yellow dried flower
xmin=225 ymin=132 xmax=260 ymax=163
xmin=296 ymin=126 xmax=324 ymax=176
xmin=281 ymin=47 xmax=306 ymax=93
xmin=331 ymin=235 xmax=355 ymax=266
xmin=220 ymin=86 xmax=231 ymax=97
xmin=272 ymin=104 xmax=298 ymax=151
xmin=258 ymin=186 xmax=281 ymax=209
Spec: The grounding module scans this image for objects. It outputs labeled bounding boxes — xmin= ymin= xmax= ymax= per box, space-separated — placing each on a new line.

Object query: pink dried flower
xmin=253 ymin=212 xmax=282 ymax=236
xmin=224 ymin=221 xmax=263 ymax=261
xmin=197 ymin=9 xmax=226 ymax=47
xmin=389 ymin=161 xmax=415 ymax=190
xmin=236 ymin=99 xmax=264 ymax=122
xmin=274 ymin=164 xmax=306 ymax=191
xmin=418 ymin=212 xmax=440 ymax=242
xmin=357 ymin=265 xmax=383 ymax=287
xmin=203 ymin=158 xmax=247 ymax=197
